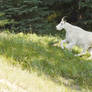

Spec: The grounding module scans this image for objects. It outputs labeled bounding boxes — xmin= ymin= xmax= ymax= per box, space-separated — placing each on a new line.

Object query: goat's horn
xmin=62 ymin=16 xmax=67 ymax=21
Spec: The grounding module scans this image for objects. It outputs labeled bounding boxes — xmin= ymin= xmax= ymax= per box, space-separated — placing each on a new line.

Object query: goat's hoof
xmin=61 ymin=47 xmax=64 ymax=49
xmin=74 ymin=54 xmax=82 ymax=57
xmin=75 ymin=54 xmax=78 ymax=56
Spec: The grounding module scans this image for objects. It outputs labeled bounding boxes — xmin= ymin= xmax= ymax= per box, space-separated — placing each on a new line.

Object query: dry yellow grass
xmin=0 ymin=32 xmax=91 ymax=92
xmin=0 ymin=56 xmax=86 ymax=92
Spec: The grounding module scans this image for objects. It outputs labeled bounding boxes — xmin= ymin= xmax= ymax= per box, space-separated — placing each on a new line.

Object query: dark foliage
xmin=0 ymin=0 xmax=54 ymax=34
xmin=0 ymin=0 xmax=92 ymax=34
xmin=43 ymin=0 xmax=92 ymax=31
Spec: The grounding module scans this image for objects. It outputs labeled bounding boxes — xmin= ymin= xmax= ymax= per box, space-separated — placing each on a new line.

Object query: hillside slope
xmin=0 ymin=32 xmax=92 ymax=92
xmin=0 ymin=57 xmax=83 ymax=92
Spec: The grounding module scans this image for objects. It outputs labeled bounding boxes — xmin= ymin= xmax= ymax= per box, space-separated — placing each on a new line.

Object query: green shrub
xmin=0 ymin=0 xmax=54 ymax=33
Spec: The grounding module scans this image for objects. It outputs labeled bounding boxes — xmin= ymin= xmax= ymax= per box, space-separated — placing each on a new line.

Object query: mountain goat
xmin=56 ymin=16 xmax=92 ymax=58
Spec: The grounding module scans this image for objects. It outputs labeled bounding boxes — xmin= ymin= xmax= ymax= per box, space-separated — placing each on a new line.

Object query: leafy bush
xmin=43 ymin=0 xmax=92 ymax=31
xmin=79 ymin=0 xmax=92 ymax=30
xmin=0 ymin=0 xmax=54 ymax=33
xmin=0 ymin=0 xmax=92 ymax=34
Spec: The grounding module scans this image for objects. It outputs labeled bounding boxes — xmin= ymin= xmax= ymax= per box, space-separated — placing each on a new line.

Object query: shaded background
xmin=0 ymin=0 xmax=92 ymax=35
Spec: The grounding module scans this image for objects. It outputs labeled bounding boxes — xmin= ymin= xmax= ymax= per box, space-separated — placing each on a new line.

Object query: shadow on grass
xmin=0 ymin=34 xmax=92 ymax=90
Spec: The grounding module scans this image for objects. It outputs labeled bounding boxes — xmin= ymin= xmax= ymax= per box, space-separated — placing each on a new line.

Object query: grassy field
xmin=0 ymin=32 xmax=92 ymax=92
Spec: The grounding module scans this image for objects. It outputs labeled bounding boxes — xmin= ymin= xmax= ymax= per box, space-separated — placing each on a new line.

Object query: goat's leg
xmin=75 ymin=47 xmax=87 ymax=56
xmin=87 ymin=48 xmax=92 ymax=59
xmin=61 ymin=40 xmax=67 ymax=49
xmin=66 ymin=42 xmax=75 ymax=50
xmin=75 ymin=52 xmax=86 ymax=56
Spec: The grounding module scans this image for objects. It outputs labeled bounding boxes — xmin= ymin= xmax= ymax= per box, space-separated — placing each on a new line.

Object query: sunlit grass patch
xmin=0 ymin=56 xmax=86 ymax=92
xmin=0 ymin=32 xmax=92 ymax=91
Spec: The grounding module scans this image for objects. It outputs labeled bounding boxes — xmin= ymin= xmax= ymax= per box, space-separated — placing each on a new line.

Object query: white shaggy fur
xmin=56 ymin=17 xmax=92 ymax=58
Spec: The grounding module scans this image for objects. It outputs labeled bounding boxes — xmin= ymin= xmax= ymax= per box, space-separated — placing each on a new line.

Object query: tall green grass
xmin=0 ymin=32 xmax=92 ymax=90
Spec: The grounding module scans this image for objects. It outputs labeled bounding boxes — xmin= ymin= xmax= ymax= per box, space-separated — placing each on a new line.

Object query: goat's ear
xmin=61 ymin=18 xmax=64 ymax=21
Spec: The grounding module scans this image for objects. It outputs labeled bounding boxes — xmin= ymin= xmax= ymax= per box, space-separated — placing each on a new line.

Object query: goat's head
xmin=56 ymin=16 xmax=67 ymax=31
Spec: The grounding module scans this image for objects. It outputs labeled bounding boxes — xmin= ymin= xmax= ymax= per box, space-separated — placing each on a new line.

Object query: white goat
xmin=56 ymin=17 xmax=92 ymax=58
